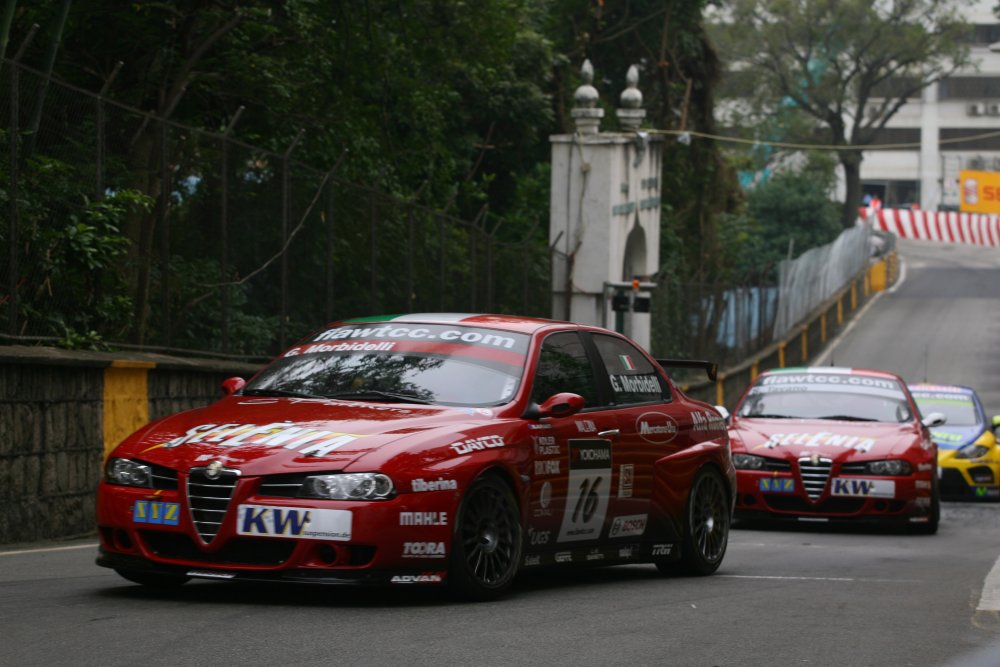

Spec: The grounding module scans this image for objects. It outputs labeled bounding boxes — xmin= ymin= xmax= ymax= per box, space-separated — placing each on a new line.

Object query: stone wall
xmin=0 ymin=346 xmax=260 ymax=545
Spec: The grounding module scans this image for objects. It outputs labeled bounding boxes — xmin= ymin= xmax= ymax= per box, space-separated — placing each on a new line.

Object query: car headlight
xmin=301 ymin=473 xmax=395 ymax=500
xmin=864 ymin=459 xmax=912 ymax=476
xmin=106 ymin=458 xmax=153 ymax=488
xmin=955 ymin=444 xmax=991 ymax=460
xmin=733 ymin=453 xmax=766 ymax=470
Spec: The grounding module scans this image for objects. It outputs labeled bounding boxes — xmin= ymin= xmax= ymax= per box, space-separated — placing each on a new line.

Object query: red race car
xmin=97 ymin=314 xmax=734 ymax=600
xmin=728 ymin=367 xmax=944 ymax=533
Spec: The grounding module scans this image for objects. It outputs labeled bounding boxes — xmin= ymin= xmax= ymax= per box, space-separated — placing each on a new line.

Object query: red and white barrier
xmin=858 ymin=208 xmax=1000 ymax=247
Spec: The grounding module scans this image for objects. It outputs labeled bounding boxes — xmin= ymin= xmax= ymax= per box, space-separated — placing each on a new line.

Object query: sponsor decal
xmin=756 ymin=432 xmax=875 ymax=454
xmin=523 ymin=555 xmax=541 ymax=567
xmin=931 ymin=431 xmax=965 ymax=444
xmin=618 ymin=546 xmax=636 ymax=559
xmin=692 ymin=410 xmax=726 ymax=432
xmin=608 ymin=514 xmax=647 ymax=538
xmin=411 ymin=477 xmax=458 ymax=492
xmin=830 ymin=478 xmax=896 ymax=498
xmin=450 ymin=434 xmax=505 ymax=455
xmin=609 ymin=374 xmax=661 ymax=394
xmin=475 ymin=408 xmax=494 ymax=417
xmin=237 ymin=504 xmax=352 ymax=540
xmin=284 ymin=341 xmax=396 ymax=357
xmin=399 ymin=512 xmax=448 ymax=526
xmin=534 ymin=481 xmax=554 ymax=518
xmin=586 ymin=549 xmax=605 ymax=561
xmin=576 ymin=420 xmax=597 ymax=433
xmin=558 ymin=440 xmax=613 ymax=542
xmin=153 ymin=423 xmax=360 ymax=458
xmin=759 ymin=477 xmax=795 ymax=493
xmin=915 ymin=480 xmax=932 ymax=491
xmin=529 ymin=529 xmax=551 ymax=546
xmin=532 ymin=435 xmax=560 ymax=456
xmin=390 ymin=573 xmax=444 ymax=584
xmin=529 ymin=423 xmax=553 ymax=430
xmin=619 ymin=355 xmax=636 ymax=371
xmin=402 ymin=542 xmax=447 ymax=558
xmin=752 ymin=373 xmax=906 ymax=400
xmin=133 ymin=500 xmax=180 ymax=526
xmin=917 ymin=463 xmax=934 ymax=472
xmin=554 ymin=552 xmax=572 ymax=563
xmin=618 ymin=464 xmax=634 ymax=498
xmin=651 ymin=544 xmax=672 ymax=557
xmin=535 ymin=460 xmax=561 ymax=476
xmin=636 ymin=412 xmax=679 ymax=444
xmin=313 ymin=324 xmax=523 ymax=350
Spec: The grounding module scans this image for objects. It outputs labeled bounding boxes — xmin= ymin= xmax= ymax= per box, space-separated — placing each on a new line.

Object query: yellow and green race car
xmin=909 ymin=384 xmax=1000 ymax=500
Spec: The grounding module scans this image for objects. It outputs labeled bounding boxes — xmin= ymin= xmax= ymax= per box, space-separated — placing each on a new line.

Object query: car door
xmin=524 ymin=331 xmax=618 ymax=558
xmin=587 ymin=332 xmax=689 ymax=540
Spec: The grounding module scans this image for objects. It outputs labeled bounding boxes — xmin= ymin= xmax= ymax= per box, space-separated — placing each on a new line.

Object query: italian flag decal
xmin=619 ymin=355 xmax=636 ymax=371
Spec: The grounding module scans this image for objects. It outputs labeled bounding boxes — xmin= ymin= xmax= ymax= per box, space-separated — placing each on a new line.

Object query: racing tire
xmin=448 ymin=473 xmax=523 ymax=602
xmin=659 ymin=466 xmax=730 ymax=576
xmin=114 ymin=568 xmax=190 ymax=588
xmin=912 ymin=479 xmax=940 ymax=535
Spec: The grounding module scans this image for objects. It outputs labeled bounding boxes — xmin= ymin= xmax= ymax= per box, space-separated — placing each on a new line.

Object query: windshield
xmin=737 ymin=372 xmax=912 ymax=423
xmin=245 ymin=323 xmax=530 ymax=407
xmin=911 ymin=393 xmax=980 ymax=427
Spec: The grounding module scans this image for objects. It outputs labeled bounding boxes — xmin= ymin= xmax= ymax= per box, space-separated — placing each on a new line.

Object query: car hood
xmin=928 ymin=425 xmax=985 ymax=450
xmin=114 ymin=397 xmax=499 ymax=475
xmin=729 ymin=418 xmax=925 ymax=462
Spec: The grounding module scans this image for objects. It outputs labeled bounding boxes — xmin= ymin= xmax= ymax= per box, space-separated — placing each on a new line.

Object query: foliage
xmin=711 ymin=0 xmax=972 ymax=227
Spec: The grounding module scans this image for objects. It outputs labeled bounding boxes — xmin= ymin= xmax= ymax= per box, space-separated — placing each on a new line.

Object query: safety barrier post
xmin=801 ymin=326 xmax=808 ymax=362
xmin=778 ymin=342 xmax=786 ymax=368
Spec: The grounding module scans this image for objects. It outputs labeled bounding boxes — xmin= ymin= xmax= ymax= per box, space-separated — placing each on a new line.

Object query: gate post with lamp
xmin=549 ymin=61 xmax=663 ymax=350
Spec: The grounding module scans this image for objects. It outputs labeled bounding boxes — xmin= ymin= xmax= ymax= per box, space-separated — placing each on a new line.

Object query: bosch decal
xmin=608 ymin=514 xmax=647 ymax=538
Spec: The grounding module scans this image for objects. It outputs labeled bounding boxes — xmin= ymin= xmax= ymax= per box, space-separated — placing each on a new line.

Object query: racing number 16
xmin=572 ymin=476 xmax=603 ymax=523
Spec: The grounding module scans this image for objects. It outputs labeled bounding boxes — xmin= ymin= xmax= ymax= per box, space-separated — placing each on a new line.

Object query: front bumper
xmin=96 ymin=479 xmax=457 ymax=586
xmin=734 ymin=471 xmax=935 ymax=524
xmin=938 ymin=463 xmax=1000 ymax=500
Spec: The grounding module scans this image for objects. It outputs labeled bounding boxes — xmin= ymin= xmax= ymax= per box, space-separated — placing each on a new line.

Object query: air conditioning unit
xmin=968 ymin=102 xmax=986 ymax=116
xmin=988 ymin=103 xmax=1000 ymax=117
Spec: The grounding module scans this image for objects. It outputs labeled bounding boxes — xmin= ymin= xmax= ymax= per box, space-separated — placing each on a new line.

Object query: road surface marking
xmin=0 ymin=543 xmax=97 ymax=557
xmin=977 ymin=553 xmax=1000 ymax=611
xmin=721 ymin=574 xmax=922 ymax=583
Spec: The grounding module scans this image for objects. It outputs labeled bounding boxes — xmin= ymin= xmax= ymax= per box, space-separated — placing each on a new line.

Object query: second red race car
xmin=728 ymin=367 xmax=944 ymax=533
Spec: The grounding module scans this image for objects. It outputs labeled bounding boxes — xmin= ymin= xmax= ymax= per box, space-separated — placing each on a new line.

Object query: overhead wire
xmin=646 ymin=127 xmax=1000 ymax=151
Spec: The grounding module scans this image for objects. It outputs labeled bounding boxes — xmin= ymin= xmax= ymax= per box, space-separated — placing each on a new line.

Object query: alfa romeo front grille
xmin=798 ymin=456 xmax=833 ymax=500
xmin=187 ymin=467 xmax=240 ymax=544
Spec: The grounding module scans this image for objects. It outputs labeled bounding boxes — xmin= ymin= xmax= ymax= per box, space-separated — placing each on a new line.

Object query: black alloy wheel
xmin=660 ymin=466 xmax=730 ymax=576
xmin=449 ymin=474 xmax=522 ymax=601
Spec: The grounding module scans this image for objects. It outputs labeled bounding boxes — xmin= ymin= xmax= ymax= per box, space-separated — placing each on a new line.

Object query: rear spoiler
xmin=655 ymin=358 xmax=718 ymax=382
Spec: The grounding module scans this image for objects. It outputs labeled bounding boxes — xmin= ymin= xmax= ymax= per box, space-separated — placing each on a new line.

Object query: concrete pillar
xmin=549 ymin=62 xmax=663 ymax=351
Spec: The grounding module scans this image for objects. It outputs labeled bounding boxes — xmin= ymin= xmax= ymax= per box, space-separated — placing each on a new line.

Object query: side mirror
xmin=526 ymin=392 xmax=585 ymax=420
xmin=221 ymin=377 xmax=246 ymax=397
xmin=714 ymin=405 xmax=731 ymax=425
xmin=921 ymin=411 xmax=947 ymax=428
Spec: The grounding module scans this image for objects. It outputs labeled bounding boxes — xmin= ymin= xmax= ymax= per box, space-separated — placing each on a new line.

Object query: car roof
xmin=758 ymin=366 xmax=903 ymax=381
xmin=332 ymin=313 xmax=568 ymax=335
xmin=907 ymin=383 xmax=978 ymax=396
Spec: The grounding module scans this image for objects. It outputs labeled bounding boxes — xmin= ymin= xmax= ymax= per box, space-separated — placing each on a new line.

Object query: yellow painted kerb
xmin=103 ymin=360 xmax=155 ymax=458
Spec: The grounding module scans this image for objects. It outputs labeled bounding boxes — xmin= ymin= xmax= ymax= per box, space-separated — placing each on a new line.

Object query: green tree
xmin=712 ymin=0 xmax=971 ymax=227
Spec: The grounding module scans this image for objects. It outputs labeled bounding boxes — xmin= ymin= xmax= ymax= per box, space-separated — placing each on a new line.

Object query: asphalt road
xmin=3 ymin=238 xmax=1000 ymax=667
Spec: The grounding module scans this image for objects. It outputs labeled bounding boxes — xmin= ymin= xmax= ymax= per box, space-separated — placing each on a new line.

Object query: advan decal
xmin=557 ymin=439 xmax=612 ymax=542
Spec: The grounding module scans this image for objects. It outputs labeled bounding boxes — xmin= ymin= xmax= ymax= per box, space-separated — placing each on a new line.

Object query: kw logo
xmin=240 ymin=507 xmax=311 ymax=536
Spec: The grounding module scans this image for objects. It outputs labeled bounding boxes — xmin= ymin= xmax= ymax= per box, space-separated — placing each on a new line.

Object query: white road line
xmin=0 ymin=543 xmax=97 ymax=557
xmin=721 ymin=574 xmax=923 ymax=583
xmin=976 ymin=553 xmax=1000 ymax=611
